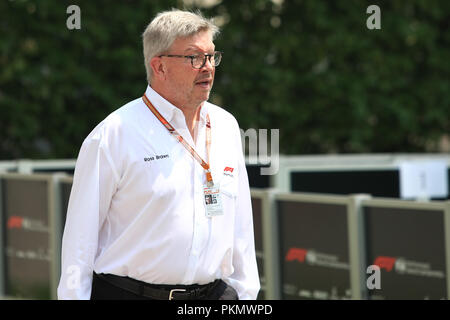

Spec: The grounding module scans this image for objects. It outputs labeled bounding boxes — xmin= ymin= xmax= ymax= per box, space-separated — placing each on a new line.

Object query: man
xmin=57 ymin=9 xmax=260 ymax=300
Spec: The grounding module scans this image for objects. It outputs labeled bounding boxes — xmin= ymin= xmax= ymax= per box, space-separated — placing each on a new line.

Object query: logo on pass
xmin=223 ymin=166 xmax=234 ymax=177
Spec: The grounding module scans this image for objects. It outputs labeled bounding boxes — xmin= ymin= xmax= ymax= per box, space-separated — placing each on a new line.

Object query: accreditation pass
xmin=203 ymin=184 xmax=224 ymax=217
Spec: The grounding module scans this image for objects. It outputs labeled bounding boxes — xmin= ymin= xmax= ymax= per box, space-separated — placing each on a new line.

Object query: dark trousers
xmin=90 ymin=273 xmax=239 ymax=300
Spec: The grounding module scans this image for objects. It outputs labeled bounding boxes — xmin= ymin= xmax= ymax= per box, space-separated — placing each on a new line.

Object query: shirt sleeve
xmin=57 ymin=130 xmax=119 ymax=300
xmin=224 ymin=125 xmax=261 ymax=300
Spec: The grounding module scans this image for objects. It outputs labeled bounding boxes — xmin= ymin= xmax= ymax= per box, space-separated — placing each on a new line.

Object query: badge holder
xmin=204 ymin=183 xmax=224 ymax=217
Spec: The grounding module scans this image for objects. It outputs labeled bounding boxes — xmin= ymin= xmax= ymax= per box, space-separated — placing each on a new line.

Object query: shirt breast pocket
xmin=211 ymin=156 xmax=238 ymax=199
xmin=219 ymin=175 xmax=238 ymax=218
xmin=219 ymin=172 xmax=238 ymax=199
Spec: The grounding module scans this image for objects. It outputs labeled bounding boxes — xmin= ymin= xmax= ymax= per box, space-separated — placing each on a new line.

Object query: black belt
xmin=94 ymin=273 xmax=221 ymax=300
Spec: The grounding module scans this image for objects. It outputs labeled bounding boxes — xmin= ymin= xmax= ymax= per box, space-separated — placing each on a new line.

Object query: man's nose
xmin=201 ymin=56 xmax=214 ymax=71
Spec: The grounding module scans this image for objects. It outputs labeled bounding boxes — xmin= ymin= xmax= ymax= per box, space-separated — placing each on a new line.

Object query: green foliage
xmin=0 ymin=0 xmax=448 ymax=159
xmin=207 ymin=0 xmax=449 ymax=154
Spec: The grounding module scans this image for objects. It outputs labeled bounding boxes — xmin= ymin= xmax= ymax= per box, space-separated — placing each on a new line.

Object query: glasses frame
xmin=158 ymin=51 xmax=222 ymax=69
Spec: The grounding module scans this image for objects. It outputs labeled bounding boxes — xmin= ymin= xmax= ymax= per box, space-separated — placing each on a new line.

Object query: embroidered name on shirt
xmin=144 ymin=154 xmax=169 ymax=162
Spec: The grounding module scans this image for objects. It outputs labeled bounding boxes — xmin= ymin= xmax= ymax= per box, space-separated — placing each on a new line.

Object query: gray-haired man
xmin=57 ymin=9 xmax=260 ymax=300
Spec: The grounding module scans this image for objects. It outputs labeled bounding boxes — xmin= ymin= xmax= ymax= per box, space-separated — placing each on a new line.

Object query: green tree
xmin=0 ymin=0 xmax=448 ymax=159
xmin=205 ymin=0 xmax=449 ymax=154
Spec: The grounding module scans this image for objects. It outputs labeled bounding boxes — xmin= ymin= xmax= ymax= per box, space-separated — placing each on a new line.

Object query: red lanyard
xmin=142 ymin=94 xmax=214 ymax=187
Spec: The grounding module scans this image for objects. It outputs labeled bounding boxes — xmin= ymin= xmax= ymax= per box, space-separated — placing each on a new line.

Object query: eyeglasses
xmin=159 ymin=51 xmax=222 ymax=69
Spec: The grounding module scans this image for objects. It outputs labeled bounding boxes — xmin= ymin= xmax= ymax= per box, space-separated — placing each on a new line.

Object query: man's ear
xmin=150 ymin=56 xmax=166 ymax=81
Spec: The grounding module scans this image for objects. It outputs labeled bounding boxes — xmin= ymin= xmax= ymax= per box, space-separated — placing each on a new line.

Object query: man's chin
xmin=187 ymin=88 xmax=212 ymax=107
xmin=197 ymin=91 xmax=211 ymax=103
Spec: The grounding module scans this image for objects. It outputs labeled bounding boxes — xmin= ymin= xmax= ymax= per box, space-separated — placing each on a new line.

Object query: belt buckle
xmin=168 ymin=288 xmax=186 ymax=300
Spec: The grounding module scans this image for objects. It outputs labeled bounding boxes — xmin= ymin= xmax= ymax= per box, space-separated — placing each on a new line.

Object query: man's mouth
xmin=195 ymin=78 xmax=213 ymax=88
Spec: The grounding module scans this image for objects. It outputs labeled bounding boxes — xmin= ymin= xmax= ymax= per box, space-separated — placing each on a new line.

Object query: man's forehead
xmin=183 ymin=44 xmax=215 ymax=53
xmin=171 ymin=31 xmax=215 ymax=52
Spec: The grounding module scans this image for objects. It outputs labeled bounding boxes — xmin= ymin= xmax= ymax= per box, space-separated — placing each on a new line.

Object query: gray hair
xmin=142 ymin=9 xmax=220 ymax=84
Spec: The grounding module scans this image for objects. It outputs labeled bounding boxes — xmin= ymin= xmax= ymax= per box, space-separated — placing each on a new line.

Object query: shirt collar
xmin=144 ymin=85 xmax=180 ymax=122
xmin=144 ymin=85 xmax=208 ymax=124
xmin=198 ymin=101 xmax=208 ymax=124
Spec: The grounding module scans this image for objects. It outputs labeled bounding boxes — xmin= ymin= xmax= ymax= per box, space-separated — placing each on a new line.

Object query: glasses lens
xmin=213 ymin=51 xmax=221 ymax=66
xmin=191 ymin=52 xmax=222 ymax=69
xmin=192 ymin=55 xmax=204 ymax=69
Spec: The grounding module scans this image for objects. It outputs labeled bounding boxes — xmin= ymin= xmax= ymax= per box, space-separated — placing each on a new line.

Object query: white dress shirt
xmin=57 ymin=85 xmax=260 ymax=300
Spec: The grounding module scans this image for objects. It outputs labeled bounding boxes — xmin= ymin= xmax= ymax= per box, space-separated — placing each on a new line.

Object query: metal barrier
xmin=250 ymin=189 xmax=280 ymax=299
xmin=0 ymin=171 xmax=449 ymax=300
xmin=1 ymin=155 xmax=449 ymax=199
xmin=274 ymin=192 xmax=369 ymax=300
xmin=277 ymin=154 xmax=450 ymax=200
xmin=0 ymin=161 xmax=16 ymax=174
xmin=359 ymin=197 xmax=450 ymax=299
xmin=0 ymin=173 xmax=64 ymax=299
